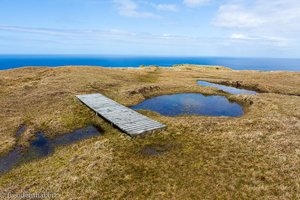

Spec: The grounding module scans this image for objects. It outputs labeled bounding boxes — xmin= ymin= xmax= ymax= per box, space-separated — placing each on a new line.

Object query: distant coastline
xmin=0 ymin=55 xmax=299 ymax=71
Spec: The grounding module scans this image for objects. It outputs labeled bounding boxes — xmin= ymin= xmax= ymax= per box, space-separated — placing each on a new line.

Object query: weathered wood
xmin=76 ymin=93 xmax=166 ymax=136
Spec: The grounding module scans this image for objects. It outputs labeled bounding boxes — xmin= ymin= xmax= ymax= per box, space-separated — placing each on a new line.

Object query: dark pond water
xmin=197 ymin=81 xmax=257 ymax=95
xmin=0 ymin=126 xmax=101 ymax=174
xmin=131 ymin=93 xmax=243 ymax=117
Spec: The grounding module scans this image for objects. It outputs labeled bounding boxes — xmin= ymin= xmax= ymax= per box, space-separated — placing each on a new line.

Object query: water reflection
xmin=0 ymin=126 xmax=101 ymax=174
xmin=198 ymin=81 xmax=257 ymax=95
xmin=131 ymin=93 xmax=243 ymax=117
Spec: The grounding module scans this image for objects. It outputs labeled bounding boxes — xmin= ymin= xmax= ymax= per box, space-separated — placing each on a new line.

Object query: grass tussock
xmin=134 ymin=68 xmax=160 ymax=83
xmin=0 ymin=65 xmax=299 ymax=199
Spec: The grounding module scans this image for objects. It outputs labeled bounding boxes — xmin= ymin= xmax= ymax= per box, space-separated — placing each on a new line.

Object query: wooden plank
xmin=76 ymin=93 xmax=166 ymax=136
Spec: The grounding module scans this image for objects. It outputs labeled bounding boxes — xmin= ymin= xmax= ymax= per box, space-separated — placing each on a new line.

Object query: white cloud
xmin=213 ymin=0 xmax=300 ymax=48
xmin=1 ymin=24 xmax=295 ymax=56
xmin=140 ymin=1 xmax=178 ymax=12
xmin=183 ymin=0 xmax=209 ymax=7
xmin=155 ymin=4 xmax=178 ymax=12
xmin=229 ymin=33 xmax=289 ymax=47
xmin=214 ymin=0 xmax=300 ymax=31
xmin=0 ymin=25 xmax=137 ymax=39
xmin=214 ymin=5 xmax=264 ymax=28
xmin=230 ymin=33 xmax=252 ymax=40
xmin=114 ymin=0 xmax=158 ymax=18
xmin=0 ymin=25 xmax=71 ymax=36
xmin=263 ymin=36 xmax=288 ymax=47
xmin=0 ymin=24 xmax=224 ymax=46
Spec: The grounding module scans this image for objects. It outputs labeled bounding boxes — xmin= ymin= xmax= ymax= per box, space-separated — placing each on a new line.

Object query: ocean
xmin=0 ymin=55 xmax=299 ymax=71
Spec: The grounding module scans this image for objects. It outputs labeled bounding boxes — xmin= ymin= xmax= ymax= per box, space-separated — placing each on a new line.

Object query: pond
xmin=131 ymin=93 xmax=243 ymax=117
xmin=197 ymin=81 xmax=257 ymax=95
xmin=0 ymin=125 xmax=102 ymax=174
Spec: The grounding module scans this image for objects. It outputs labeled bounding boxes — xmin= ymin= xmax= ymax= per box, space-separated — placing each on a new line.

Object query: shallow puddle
xmin=141 ymin=144 xmax=173 ymax=156
xmin=131 ymin=93 xmax=243 ymax=117
xmin=198 ymin=81 xmax=257 ymax=95
xmin=0 ymin=126 xmax=101 ymax=174
xmin=16 ymin=124 xmax=26 ymax=138
xmin=141 ymin=146 xmax=166 ymax=156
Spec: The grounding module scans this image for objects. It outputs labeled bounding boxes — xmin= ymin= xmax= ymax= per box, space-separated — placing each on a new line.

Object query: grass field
xmin=0 ymin=65 xmax=299 ymax=199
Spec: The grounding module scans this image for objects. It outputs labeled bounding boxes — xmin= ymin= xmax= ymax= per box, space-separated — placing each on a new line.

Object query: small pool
xmin=198 ymin=81 xmax=257 ymax=95
xmin=131 ymin=93 xmax=243 ymax=117
xmin=0 ymin=125 xmax=102 ymax=174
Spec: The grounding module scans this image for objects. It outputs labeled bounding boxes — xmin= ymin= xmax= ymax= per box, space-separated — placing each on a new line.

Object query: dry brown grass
xmin=0 ymin=65 xmax=299 ymax=199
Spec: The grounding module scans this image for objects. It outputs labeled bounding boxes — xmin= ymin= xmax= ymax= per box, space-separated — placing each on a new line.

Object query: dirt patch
xmin=140 ymin=143 xmax=177 ymax=156
xmin=127 ymin=85 xmax=160 ymax=96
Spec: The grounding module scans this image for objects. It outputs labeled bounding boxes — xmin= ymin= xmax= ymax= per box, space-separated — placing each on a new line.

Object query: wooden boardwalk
xmin=76 ymin=93 xmax=166 ymax=136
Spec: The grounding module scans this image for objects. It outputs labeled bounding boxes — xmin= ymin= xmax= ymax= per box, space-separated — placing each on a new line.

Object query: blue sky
xmin=0 ymin=0 xmax=299 ymax=57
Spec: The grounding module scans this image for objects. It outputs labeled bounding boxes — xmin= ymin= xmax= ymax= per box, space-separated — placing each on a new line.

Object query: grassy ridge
xmin=0 ymin=65 xmax=299 ymax=199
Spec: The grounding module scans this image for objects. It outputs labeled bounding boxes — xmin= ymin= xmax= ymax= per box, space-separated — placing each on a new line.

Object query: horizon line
xmin=0 ymin=54 xmax=299 ymax=60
